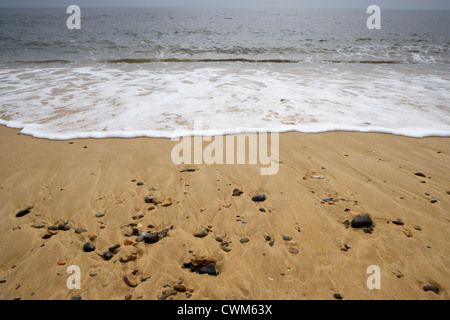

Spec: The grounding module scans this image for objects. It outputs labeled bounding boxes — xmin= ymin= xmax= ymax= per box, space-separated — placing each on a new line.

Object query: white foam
xmin=0 ymin=62 xmax=449 ymax=140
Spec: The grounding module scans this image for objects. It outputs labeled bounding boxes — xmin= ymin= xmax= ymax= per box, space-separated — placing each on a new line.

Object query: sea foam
xmin=0 ymin=62 xmax=449 ymax=139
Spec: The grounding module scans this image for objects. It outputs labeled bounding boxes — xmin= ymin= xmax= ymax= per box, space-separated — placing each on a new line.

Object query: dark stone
xmin=269 ymin=241 xmax=275 ymax=246
xmin=83 ymin=242 xmax=95 ymax=252
xmin=102 ymin=251 xmax=113 ymax=261
xmin=74 ymin=227 xmax=87 ymax=234
xmin=259 ymin=208 xmax=266 ymax=212
xmin=240 ymin=237 xmax=250 ymax=243
xmin=252 ymin=194 xmax=266 ymax=202
xmin=414 ymin=172 xmax=426 ymax=177
xmin=423 ymin=285 xmax=439 ymax=294
xmin=430 ymin=200 xmax=438 ymax=203
xmin=351 ymin=215 xmax=373 ymax=228
xmin=108 ymin=244 xmax=120 ymax=253
xmin=199 ymin=263 xmax=217 ymax=276
xmin=180 ymin=169 xmax=196 ymax=172
xmin=334 ymin=293 xmax=343 ymax=300
xmin=392 ymin=220 xmax=404 ymax=226
xmin=282 ymin=235 xmax=292 ymax=241
xmin=232 ymin=188 xmax=243 ymax=196
xmin=58 ymin=223 xmax=70 ymax=231
xmin=15 ymin=208 xmax=31 ymax=218
xmin=144 ymin=232 xmax=159 ymax=244
xmin=48 ymin=225 xmax=58 ymax=231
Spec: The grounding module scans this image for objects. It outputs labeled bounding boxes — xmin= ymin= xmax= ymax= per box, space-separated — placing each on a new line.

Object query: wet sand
xmin=0 ymin=125 xmax=449 ymax=300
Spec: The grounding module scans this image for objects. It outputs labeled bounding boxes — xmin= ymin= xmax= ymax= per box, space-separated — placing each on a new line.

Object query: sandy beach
xmin=0 ymin=124 xmax=448 ymax=300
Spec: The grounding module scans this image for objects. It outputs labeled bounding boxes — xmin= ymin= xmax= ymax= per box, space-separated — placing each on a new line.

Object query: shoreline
xmin=0 ymin=124 xmax=449 ymax=300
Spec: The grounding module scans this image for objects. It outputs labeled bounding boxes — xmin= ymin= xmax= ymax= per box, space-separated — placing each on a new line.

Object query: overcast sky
xmin=0 ymin=0 xmax=449 ymax=10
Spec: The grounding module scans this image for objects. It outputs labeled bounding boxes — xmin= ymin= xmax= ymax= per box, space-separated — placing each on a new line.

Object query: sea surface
xmin=0 ymin=7 xmax=449 ymax=139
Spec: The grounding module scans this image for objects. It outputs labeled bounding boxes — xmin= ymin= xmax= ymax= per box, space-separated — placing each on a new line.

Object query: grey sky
xmin=0 ymin=0 xmax=449 ymax=10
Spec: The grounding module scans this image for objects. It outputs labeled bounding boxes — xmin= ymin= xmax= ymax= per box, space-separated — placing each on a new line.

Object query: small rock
xmin=31 ymin=223 xmax=45 ymax=229
xmin=259 ymin=208 xmax=266 ymax=212
xmin=423 ymin=285 xmax=439 ymax=294
xmin=109 ymin=244 xmax=120 ymax=252
xmin=15 ymin=207 xmax=32 ymax=218
xmin=215 ymin=236 xmax=223 ymax=242
xmin=42 ymin=233 xmax=53 ymax=239
xmin=194 ymin=228 xmax=208 ymax=238
xmin=120 ymin=253 xmax=137 ymax=263
xmin=58 ymin=223 xmax=70 ymax=231
xmin=123 ymin=273 xmax=138 ymax=287
xmin=136 ymin=182 xmax=144 ymax=186
xmin=124 ymin=239 xmax=133 ymax=246
xmin=144 ymin=232 xmax=159 ymax=243
xmin=174 ymin=284 xmax=187 ymax=293
xmin=310 ymin=175 xmax=324 ymax=179
xmin=75 ymin=227 xmax=87 ymax=234
xmin=57 ymin=260 xmax=66 ymax=265
xmin=102 ymin=251 xmax=114 ymax=261
xmin=351 ymin=215 xmax=373 ymax=228
xmin=144 ymin=196 xmax=154 ymax=203
xmin=232 ymin=188 xmax=243 ymax=196
xmin=240 ymin=237 xmax=250 ymax=243
xmin=414 ymin=172 xmax=426 ymax=177
xmin=282 ymin=235 xmax=292 ymax=241
xmin=430 ymin=200 xmax=438 ymax=203
xmin=198 ymin=263 xmax=217 ymax=276
xmin=334 ymin=293 xmax=343 ymax=300
xmin=252 ymin=194 xmax=266 ymax=202
xmin=392 ymin=220 xmax=404 ymax=226
xmin=83 ymin=242 xmax=95 ymax=252
xmin=124 ymin=294 xmax=132 ymax=300
xmin=180 ymin=169 xmax=196 ymax=173
xmin=95 ymin=212 xmax=105 ymax=218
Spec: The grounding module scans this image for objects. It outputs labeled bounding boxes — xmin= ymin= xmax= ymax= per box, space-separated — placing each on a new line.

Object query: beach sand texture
xmin=0 ymin=125 xmax=448 ymax=300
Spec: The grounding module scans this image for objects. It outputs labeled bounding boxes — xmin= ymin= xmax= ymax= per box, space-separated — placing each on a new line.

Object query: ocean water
xmin=0 ymin=7 xmax=449 ymax=139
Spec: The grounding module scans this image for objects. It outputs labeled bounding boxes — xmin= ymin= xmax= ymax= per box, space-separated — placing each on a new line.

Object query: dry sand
xmin=0 ymin=125 xmax=449 ymax=300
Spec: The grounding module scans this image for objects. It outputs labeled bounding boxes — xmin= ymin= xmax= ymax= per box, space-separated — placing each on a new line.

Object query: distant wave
xmin=11 ymin=58 xmax=407 ymax=64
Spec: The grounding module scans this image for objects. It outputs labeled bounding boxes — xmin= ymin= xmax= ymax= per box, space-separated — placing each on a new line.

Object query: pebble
xmin=334 ymin=293 xmax=343 ymax=300
xmin=310 ymin=175 xmax=324 ymax=179
xmin=282 ymin=235 xmax=292 ymax=241
xmin=57 ymin=260 xmax=66 ymax=265
xmin=423 ymin=285 xmax=439 ymax=294
xmin=199 ymin=263 xmax=217 ymax=276
xmin=430 ymin=200 xmax=438 ymax=203
xmin=414 ymin=172 xmax=427 ymax=177
xmin=144 ymin=232 xmax=160 ymax=243
xmin=392 ymin=220 xmax=404 ymax=226
xmin=58 ymin=223 xmax=70 ymax=231
xmin=144 ymin=196 xmax=154 ymax=203
xmin=125 ymin=294 xmax=132 ymax=300
xmin=123 ymin=273 xmax=138 ymax=287
xmin=83 ymin=242 xmax=95 ymax=252
xmin=31 ymin=223 xmax=45 ymax=229
xmin=174 ymin=284 xmax=187 ymax=293
xmin=259 ymin=208 xmax=266 ymax=212
xmin=102 ymin=251 xmax=114 ymax=261
xmin=75 ymin=227 xmax=87 ymax=234
xmin=240 ymin=237 xmax=250 ymax=243
xmin=232 ymin=188 xmax=243 ymax=196
xmin=16 ymin=208 xmax=32 ymax=218
xmin=194 ymin=228 xmax=208 ymax=238
xmin=252 ymin=194 xmax=266 ymax=202
xmin=351 ymin=215 xmax=373 ymax=228
xmin=95 ymin=212 xmax=105 ymax=218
